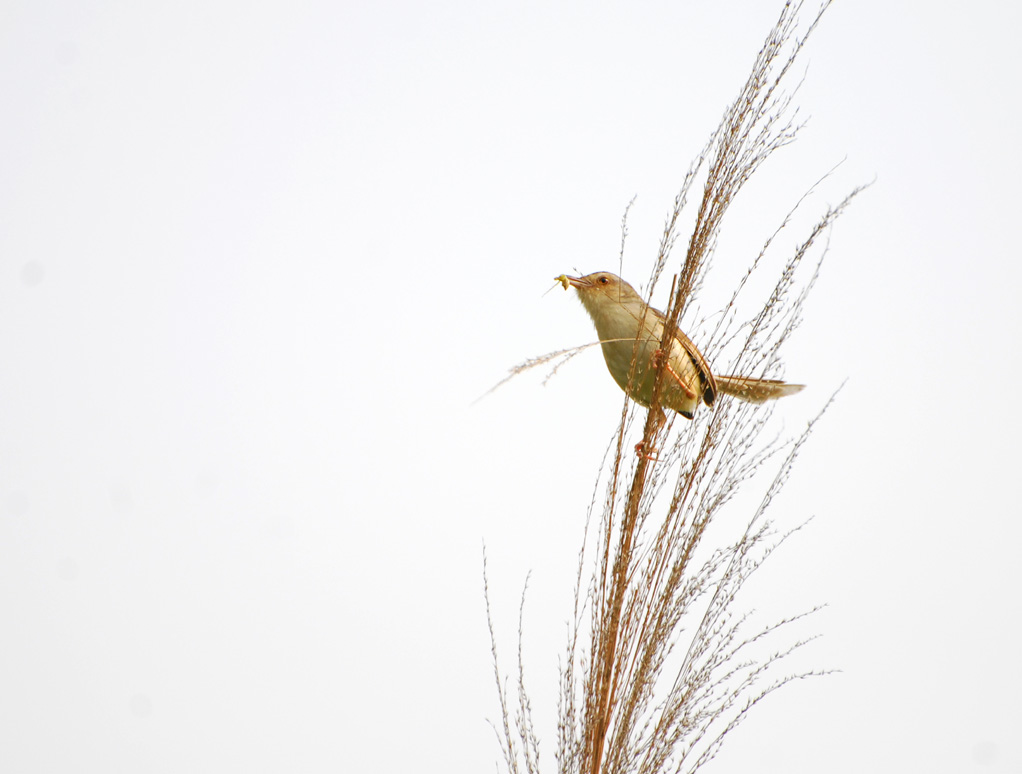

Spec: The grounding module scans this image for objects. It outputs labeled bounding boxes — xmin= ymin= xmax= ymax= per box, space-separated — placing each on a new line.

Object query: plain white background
xmin=2 ymin=1 xmax=1020 ymax=771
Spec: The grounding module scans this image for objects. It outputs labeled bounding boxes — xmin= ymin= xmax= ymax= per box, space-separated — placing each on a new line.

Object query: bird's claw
xmin=634 ymin=440 xmax=659 ymax=462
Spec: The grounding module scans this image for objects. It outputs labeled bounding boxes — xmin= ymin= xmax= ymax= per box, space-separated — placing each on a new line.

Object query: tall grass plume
xmin=486 ymin=2 xmax=861 ymax=772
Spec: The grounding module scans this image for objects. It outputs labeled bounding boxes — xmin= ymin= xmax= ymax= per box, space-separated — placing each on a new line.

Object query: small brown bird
xmin=560 ymin=271 xmax=803 ymax=419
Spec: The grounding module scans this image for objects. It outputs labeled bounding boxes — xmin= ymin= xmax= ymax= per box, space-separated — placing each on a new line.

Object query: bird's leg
xmin=635 ymin=405 xmax=667 ymax=462
xmin=651 ymin=349 xmax=696 ymax=399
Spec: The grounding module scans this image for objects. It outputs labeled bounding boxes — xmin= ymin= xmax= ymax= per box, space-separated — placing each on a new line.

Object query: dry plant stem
xmin=583 ymin=4 xmax=834 ymax=772
xmin=484 ymin=549 xmax=524 ymax=774
xmin=487 ymin=3 xmax=857 ymax=774
xmin=602 ymin=6 xmax=848 ymax=774
xmin=586 ymin=274 xmax=680 ymax=772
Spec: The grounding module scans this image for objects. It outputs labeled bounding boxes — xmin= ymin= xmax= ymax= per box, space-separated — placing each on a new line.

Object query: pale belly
xmin=599 ymin=337 xmax=703 ymax=418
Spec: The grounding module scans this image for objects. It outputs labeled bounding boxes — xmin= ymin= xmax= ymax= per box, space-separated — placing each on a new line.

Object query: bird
xmin=558 ymin=271 xmax=803 ymax=419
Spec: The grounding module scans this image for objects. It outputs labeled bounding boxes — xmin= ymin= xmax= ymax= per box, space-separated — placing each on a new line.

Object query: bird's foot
xmin=634 ymin=440 xmax=659 ymax=462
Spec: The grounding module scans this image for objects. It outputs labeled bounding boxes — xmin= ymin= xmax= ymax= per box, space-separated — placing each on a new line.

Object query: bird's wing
xmin=646 ymin=306 xmax=718 ymax=406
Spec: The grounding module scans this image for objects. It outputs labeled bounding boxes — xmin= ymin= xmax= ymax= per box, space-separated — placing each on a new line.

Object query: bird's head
xmin=559 ymin=271 xmax=643 ymax=319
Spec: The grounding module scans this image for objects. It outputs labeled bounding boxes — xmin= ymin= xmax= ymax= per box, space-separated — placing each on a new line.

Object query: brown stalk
xmin=487 ymin=3 xmax=859 ymax=774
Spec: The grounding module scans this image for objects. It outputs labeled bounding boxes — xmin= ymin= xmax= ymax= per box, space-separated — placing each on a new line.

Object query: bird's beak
xmin=555 ymin=274 xmax=590 ymax=291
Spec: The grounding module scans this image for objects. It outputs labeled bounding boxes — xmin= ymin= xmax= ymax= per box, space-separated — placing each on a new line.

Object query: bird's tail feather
xmin=715 ymin=374 xmax=804 ymax=404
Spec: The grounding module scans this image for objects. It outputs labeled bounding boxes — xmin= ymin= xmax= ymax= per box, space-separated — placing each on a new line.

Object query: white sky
xmin=2 ymin=1 xmax=1020 ymax=772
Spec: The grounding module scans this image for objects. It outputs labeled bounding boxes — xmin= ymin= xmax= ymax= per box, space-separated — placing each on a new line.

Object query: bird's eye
xmin=599 ymin=276 xmax=609 ymax=285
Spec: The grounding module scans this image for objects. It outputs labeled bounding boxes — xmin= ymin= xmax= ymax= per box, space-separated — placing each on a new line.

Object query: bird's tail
xmin=715 ymin=374 xmax=804 ymax=404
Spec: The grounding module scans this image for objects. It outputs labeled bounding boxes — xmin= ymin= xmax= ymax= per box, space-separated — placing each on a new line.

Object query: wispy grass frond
xmin=488 ymin=3 xmax=858 ymax=773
